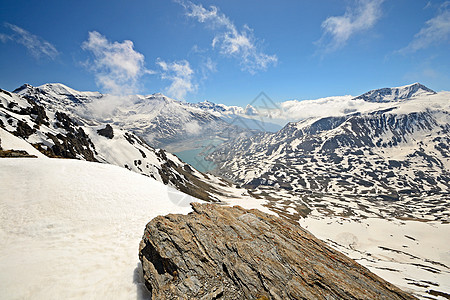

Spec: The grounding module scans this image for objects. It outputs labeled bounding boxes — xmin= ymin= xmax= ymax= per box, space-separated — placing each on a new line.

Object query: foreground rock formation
xmin=139 ymin=203 xmax=415 ymax=299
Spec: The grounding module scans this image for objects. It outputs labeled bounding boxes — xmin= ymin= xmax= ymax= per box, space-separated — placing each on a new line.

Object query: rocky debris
xmin=139 ymin=203 xmax=415 ymax=299
xmin=97 ymin=124 xmax=114 ymax=139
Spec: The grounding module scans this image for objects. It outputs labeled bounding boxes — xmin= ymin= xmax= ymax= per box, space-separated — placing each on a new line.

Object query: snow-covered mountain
xmin=270 ymin=83 xmax=438 ymax=122
xmin=0 ymin=87 xmax=250 ymax=201
xmin=2 ymin=82 xmax=449 ymax=299
xmin=14 ymin=83 xmax=258 ymax=152
xmin=353 ymin=82 xmax=436 ymax=103
xmin=191 ymin=100 xmax=282 ymax=132
xmin=208 ymin=85 xmax=450 ymax=221
xmin=191 ymin=100 xmax=249 ymax=115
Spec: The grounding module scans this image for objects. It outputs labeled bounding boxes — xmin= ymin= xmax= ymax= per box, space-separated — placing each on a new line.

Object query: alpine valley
xmin=1 ymin=82 xmax=449 ymax=299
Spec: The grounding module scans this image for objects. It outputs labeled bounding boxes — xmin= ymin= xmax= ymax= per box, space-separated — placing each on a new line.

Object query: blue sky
xmin=0 ymin=0 xmax=449 ymax=105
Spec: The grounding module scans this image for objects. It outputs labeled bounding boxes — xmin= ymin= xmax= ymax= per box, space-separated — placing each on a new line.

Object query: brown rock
xmin=139 ymin=203 xmax=416 ymax=299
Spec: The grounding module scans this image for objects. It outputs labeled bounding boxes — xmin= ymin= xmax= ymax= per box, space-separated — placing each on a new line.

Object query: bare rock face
xmin=139 ymin=203 xmax=415 ymax=299
xmin=97 ymin=124 xmax=114 ymax=139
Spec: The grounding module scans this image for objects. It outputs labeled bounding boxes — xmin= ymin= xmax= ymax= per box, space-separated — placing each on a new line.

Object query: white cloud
xmin=185 ymin=120 xmax=201 ymax=134
xmin=177 ymin=0 xmax=277 ymax=74
xmin=156 ymin=59 xmax=197 ymax=100
xmin=317 ymin=0 xmax=384 ymax=52
xmin=82 ymin=31 xmax=152 ymax=95
xmin=400 ymin=2 xmax=450 ymax=52
xmin=275 ymin=95 xmax=394 ymax=121
xmin=1 ymin=23 xmax=59 ymax=60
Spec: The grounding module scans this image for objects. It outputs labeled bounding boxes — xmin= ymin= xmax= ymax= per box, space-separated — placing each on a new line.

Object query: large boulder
xmin=139 ymin=203 xmax=415 ymax=299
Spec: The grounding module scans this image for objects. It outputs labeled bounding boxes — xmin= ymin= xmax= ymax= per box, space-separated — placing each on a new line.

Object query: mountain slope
xmin=0 ymin=87 xmax=248 ymax=201
xmin=208 ymin=89 xmax=450 ymax=221
xmin=205 ymin=86 xmax=450 ymax=299
xmin=0 ymin=157 xmax=198 ymax=299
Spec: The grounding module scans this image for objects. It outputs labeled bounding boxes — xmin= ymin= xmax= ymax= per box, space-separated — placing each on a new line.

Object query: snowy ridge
xmin=0 ymin=157 xmax=199 ymax=299
xmin=353 ymin=82 xmax=436 ymax=103
xmin=14 ymin=83 xmax=102 ymax=109
xmin=0 ymin=127 xmax=47 ymax=158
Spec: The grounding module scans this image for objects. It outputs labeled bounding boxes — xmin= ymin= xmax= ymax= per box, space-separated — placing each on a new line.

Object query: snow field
xmin=0 ymin=158 xmax=199 ymax=299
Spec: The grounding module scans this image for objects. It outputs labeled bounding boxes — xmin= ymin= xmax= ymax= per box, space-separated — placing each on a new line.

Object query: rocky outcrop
xmin=139 ymin=203 xmax=415 ymax=299
xmin=0 ymin=149 xmax=37 ymax=158
xmin=97 ymin=124 xmax=114 ymax=139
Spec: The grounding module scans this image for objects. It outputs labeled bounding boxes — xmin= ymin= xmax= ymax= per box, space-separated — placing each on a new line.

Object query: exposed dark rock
xmin=123 ymin=133 xmax=134 ymax=145
xmin=139 ymin=203 xmax=416 ymax=299
xmin=139 ymin=148 xmax=147 ymax=158
xmin=97 ymin=124 xmax=114 ymax=139
xmin=0 ymin=88 xmax=13 ymax=97
xmin=0 ymin=149 xmax=37 ymax=158
xmin=14 ymin=120 xmax=36 ymax=138
xmin=55 ymin=111 xmax=77 ymax=132
xmin=427 ymin=289 xmax=450 ymax=299
xmin=45 ymin=128 xmax=97 ymax=161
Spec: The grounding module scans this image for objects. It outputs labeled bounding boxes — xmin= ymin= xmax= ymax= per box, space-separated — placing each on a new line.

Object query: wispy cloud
xmin=82 ymin=31 xmax=153 ymax=95
xmin=399 ymin=2 xmax=450 ymax=53
xmin=156 ymin=59 xmax=197 ymax=99
xmin=199 ymin=57 xmax=217 ymax=80
xmin=177 ymin=0 xmax=277 ymax=74
xmin=0 ymin=33 xmax=11 ymax=42
xmin=316 ymin=0 xmax=384 ymax=53
xmin=0 ymin=23 xmax=59 ymax=60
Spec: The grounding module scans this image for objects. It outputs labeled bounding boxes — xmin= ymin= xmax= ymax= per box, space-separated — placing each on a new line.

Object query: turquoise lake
xmin=173 ymin=139 xmax=223 ymax=173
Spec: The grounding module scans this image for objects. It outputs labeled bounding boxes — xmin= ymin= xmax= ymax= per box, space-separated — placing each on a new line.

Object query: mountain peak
xmin=37 ymin=83 xmax=96 ymax=96
xmin=148 ymin=92 xmax=180 ymax=103
xmin=353 ymin=83 xmax=436 ymax=103
xmin=12 ymin=83 xmax=34 ymax=94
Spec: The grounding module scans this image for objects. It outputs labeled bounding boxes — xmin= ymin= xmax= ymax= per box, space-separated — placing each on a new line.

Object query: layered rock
xmin=139 ymin=203 xmax=415 ymax=299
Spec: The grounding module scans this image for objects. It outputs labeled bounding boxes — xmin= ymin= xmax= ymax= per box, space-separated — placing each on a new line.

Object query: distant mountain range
xmin=13 ymin=83 xmax=260 ymax=152
xmin=207 ymin=83 xmax=449 ymax=221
